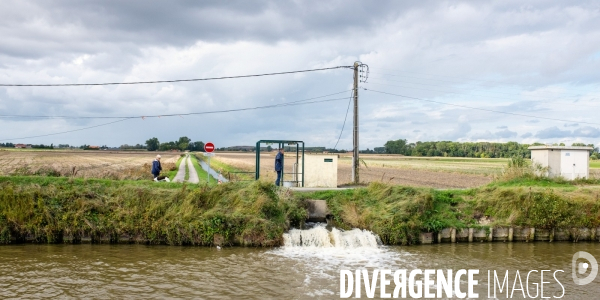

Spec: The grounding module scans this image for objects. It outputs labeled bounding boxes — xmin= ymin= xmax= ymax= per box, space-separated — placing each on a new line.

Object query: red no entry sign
xmin=204 ymin=142 xmax=215 ymax=153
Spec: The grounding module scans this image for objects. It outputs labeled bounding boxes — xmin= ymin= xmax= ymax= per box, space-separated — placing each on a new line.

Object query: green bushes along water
xmin=1 ymin=174 xmax=599 ymax=246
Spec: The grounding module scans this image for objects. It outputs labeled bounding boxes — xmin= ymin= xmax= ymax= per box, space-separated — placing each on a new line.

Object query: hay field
xmin=0 ymin=149 xmax=180 ymax=180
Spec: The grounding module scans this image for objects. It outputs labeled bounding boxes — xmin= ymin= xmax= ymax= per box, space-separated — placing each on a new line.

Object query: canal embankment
xmin=1 ymin=175 xmax=600 ymax=246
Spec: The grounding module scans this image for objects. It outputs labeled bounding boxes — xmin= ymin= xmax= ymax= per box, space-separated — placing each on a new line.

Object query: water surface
xmin=1 ymin=242 xmax=599 ymax=299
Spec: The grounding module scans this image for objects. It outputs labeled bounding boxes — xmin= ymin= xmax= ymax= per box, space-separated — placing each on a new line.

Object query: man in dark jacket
xmin=274 ymin=148 xmax=284 ymax=186
xmin=151 ymin=155 xmax=162 ymax=181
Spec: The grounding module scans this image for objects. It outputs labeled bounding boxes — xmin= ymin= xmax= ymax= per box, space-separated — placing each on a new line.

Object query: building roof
xmin=528 ymin=146 xmax=593 ymax=151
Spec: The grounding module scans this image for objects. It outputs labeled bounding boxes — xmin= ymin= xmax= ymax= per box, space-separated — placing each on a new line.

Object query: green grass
xmin=0 ymin=177 xmax=306 ymax=246
xmin=190 ymin=154 xmax=216 ymax=184
xmin=3 ymin=156 xmax=600 ymax=247
xmin=199 ymin=154 xmax=254 ymax=181
xmin=168 ymin=155 xmax=185 ymax=181
xmin=591 ymin=160 xmax=600 ymax=169
xmin=192 ymin=153 xmax=225 ymax=184
xmin=184 ymin=157 xmax=190 ymax=181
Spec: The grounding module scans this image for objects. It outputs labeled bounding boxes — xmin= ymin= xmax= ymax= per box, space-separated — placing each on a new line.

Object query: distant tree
xmin=572 ymin=143 xmax=586 ymax=146
xmin=178 ymin=136 xmax=191 ymax=146
xmin=188 ymin=141 xmax=205 ymax=151
xmin=384 ymin=139 xmax=410 ymax=155
xmin=146 ymin=137 xmax=160 ymax=151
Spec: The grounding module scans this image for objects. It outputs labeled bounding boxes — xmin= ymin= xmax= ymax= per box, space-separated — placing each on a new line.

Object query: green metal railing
xmin=255 ymin=140 xmax=305 ymax=187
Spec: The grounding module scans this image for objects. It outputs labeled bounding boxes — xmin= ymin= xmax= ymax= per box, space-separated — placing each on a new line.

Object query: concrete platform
xmin=288 ymin=187 xmax=357 ymax=192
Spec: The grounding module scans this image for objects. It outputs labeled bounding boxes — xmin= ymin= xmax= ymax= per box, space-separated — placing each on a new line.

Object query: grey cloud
xmin=470 ymin=129 xmax=517 ymax=139
xmin=495 ymin=129 xmax=518 ymax=138
xmin=573 ymin=126 xmax=600 ymax=138
xmin=471 ymin=130 xmax=494 ymax=140
xmin=521 ymin=132 xmax=533 ymax=138
xmin=564 ymin=123 xmax=579 ymax=127
xmin=535 ymin=126 xmax=572 ymax=139
xmin=497 ymin=125 xmax=508 ymax=129
xmin=0 ymin=0 xmax=423 ymax=59
xmin=526 ymin=120 xmax=540 ymax=123
xmin=445 ymin=122 xmax=471 ymax=140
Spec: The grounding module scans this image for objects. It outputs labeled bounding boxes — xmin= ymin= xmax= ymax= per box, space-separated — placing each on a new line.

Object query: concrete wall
xmin=560 ymin=150 xmax=589 ymax=179
xmin=302 ymin=155 xmax=337 ymax=188
xmin=548 ymin=149 xmax=561 ymax=178
xmin=530 ymin=148 xmax=589 ymax=179
xmin=421 ymin=227 xmax=600 ymax=244
xmin=531 ymin=150 xmax=549 ymax=176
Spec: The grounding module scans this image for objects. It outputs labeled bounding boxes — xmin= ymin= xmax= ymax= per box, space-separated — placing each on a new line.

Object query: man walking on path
xmin=151 ymin=154 xmax=167 ymax=181
xmin=275 ymin=148 xmax=284 ymax=186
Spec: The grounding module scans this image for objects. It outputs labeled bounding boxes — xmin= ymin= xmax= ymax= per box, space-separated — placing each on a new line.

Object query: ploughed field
xmin=0 ymin=149 xmax=179 ymax=180
xmin=211 ymin=153 xmax=502 ymax=188
xmin=212 ymin=152 xmax=600 ymax=188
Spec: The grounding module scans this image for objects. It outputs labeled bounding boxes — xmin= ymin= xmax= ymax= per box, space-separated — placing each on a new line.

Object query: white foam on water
xmin=267 ymin=224 xmax=406 ymax=298
xmin=270 ymin=224 xmax=402 ymax=268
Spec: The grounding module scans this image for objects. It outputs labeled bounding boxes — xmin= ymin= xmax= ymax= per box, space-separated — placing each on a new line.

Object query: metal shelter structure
xmin=255 ymin=140 xmax=305 ymax=187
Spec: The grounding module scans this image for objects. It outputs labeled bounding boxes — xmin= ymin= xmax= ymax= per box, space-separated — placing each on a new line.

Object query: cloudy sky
xmin=1 ymin=0 xmax=600 ymax=149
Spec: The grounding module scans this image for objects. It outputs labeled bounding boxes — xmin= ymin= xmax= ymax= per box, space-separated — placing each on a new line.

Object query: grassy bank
xmin=0 ymin=176 xmax=305 ymax=246
xmin=197 ymin=153 xmax=254 ymax=181
xmin=191 ymin=154 xmax=216 ymax=184
xmin=2 ymin=168 xmax=600 ymax=246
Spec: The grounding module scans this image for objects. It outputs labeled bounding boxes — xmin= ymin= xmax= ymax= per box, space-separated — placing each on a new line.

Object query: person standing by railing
xmin=275 ymin=147 xmax=284 ymax=186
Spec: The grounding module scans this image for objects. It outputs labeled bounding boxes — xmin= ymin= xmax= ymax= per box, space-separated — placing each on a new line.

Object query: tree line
xmin=145 ymin=137 xmax=205 ymax=151
xmin=383 ymin=139 xmax=599 ymax=159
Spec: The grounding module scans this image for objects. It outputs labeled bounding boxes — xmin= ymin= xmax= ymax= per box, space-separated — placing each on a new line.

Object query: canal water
xmin=1 ymin=228 xmax=600 ymax=299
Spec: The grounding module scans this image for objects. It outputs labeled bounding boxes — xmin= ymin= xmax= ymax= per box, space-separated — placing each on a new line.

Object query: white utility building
xmin=301 ymin=154 xmax=338 ymax=188
xmin=528 ymin=146 xmax=593 ymax=180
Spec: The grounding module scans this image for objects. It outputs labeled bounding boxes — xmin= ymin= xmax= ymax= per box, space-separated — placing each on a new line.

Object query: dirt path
xmin=173 ymin=154 xmax=199 ymax=183
xmin=186 ymin=155 xmax=199 ymax=183
xmin=173 ymin=156 xmax=188 ymax=183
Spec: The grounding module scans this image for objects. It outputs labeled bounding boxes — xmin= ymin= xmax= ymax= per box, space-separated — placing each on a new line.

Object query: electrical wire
xmin=363 ymin=88 xmax=600 ymax=126
xmin=0 ymin=90 xmax=351 ymax=119
xmin=332 ymin=89 xmax=354 ymax=150
xmin=0 ymin=66 xmax=352 ymax=87
xmin=369 ymin=67 xmax=594 ymax=99
xmin=1 ymin=92 xmax=350 ymax=141
xmin=365 ymin=81 xmax=600 ymax=109
xmin=1 ymin=118 xmax=131 ymax=141
xmin=367 ymin=75 xmax=588 ymax=100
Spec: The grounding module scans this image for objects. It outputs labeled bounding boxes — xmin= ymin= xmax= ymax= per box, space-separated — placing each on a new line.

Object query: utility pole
xmin=352 ymin=62 xmax=359 ymax=184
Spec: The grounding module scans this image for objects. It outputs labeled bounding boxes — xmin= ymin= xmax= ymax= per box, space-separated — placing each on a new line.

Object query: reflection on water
xmin=1 ymin=242 xmax=600 ymax=299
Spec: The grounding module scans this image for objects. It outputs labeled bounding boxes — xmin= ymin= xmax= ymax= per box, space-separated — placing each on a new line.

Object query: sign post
xmin=204 ymin=142 xmax=215 ymax=183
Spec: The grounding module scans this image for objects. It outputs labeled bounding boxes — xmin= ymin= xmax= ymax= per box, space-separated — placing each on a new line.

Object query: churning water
xmin=283 ymin=224 xmax=381 ymax=248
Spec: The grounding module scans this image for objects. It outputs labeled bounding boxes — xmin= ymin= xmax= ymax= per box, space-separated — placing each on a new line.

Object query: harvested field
xmin=337 ymin=164 xmax=492 ymax=188
xmin=0 ymin=149 xmax=180 ymax=180
xmin=213 ymin=152 xmax=497 ymax=188
xmin=209 ymin=152 xmax=295 ymax=183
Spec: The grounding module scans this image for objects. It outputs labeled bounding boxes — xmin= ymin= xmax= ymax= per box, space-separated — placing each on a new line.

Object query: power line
xmin=1 ymin=92 xmax=351 ymax=141
xmin=332 ymin=89 xmax=354 ymax=150
xmin=364 ymin=88 xmax=600 ymax=126
xmin=0 ymin=90 xmax=351 ymax=119
xmin=365 ymin=81 xmax=600 ymax=109
xmin=0 ymin=66 xmax=352 ymax=87
xmin=369 ymin=67 xmax=594 ymax=99
xmin=0 ymin=118 xmax=130 ymax=141
xmin=367 ymin=75 xmax=588 ymax=102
